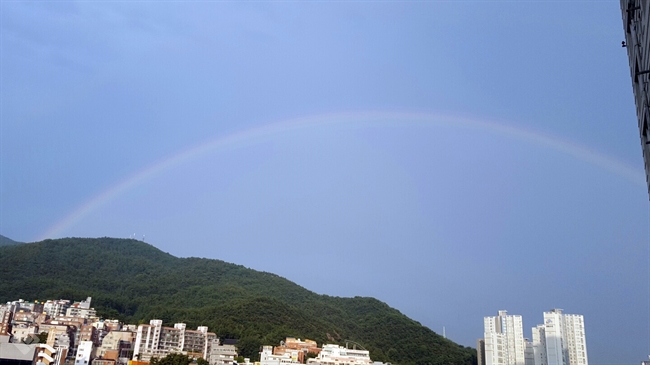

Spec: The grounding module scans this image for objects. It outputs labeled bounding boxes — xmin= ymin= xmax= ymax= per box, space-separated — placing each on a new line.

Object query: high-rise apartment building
xmin=563 ymin=314 xmax=588 ymax=365
xmin=482 ymin=310 xmax=587 ymax=365
xmin=530 ymin=309 xmax=588 ymax=365
xmin=483 ymin=310 xmax=526 ymax=365
xmin=621 ymin=0 xmax=650 ymax=195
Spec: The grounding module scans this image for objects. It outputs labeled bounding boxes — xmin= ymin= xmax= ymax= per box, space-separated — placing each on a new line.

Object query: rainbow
xmin=38 ymin=111 xmax=645 ymax=241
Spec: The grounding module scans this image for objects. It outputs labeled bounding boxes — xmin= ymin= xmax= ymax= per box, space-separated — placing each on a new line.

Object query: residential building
xmin=99 ymin=331 xmax=135 ymax=358
xmin=530 ymin=309 xmax=588 ymax=365
xmin=80 ymin=325 xmax=100 ymax=347
xmin=306 ymin=344 xmax=372 ymax=365
xmin=182 ymin=326 xmax=216 ymax=359
xmin=75 ymin=341 xmax=94 ymax=365
xmin=259 ymin=346 xmax=300 ymax=365
xmin=274 ymin=338 xmax=321 ymax=364
xmin=45 ymin=318 xmax=83 ymax=357
xmin=531 ymin=325 xmax=547 ymax=365
xmin=477 ymin=339 xmax=485 ymax=365
xmin=0 ymin=310 xmax=13 ymax=336
xmin=93 ymin=320 xmax=121 ymax=333
xmin=43 ymin=301 xmax=71 ymax=319
xmin=45 ymin=325 xmax=74 ymax=350
xmin=524 ymin=340 xmax=534 ymax=365
xmin=35 ymin=343 xmax=61 ymax=365
xmin=208 ymin=339 xmax=237 ymax=365
xmin=66 ymin=302 xmax=97 ymax=321
xmin=10 ymin=325 xmax=38 ymax=344
xmin=132 ymin=320 xmax=214 ymax=361
xmin=483 ymin=310 xmax=526 ymax=365
xmin=621 ymin=0 xmax=650 ymax=195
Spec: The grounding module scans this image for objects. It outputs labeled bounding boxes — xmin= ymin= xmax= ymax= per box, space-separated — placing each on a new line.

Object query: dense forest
xmin=0 ymin=237 xmax=476 ymax=365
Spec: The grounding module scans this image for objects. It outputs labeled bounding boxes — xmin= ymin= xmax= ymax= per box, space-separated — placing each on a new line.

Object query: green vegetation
xmin=0 ymin=234 xmax=23 ymax=247
xmin=0 ymin=237 xmax=476 ymax=365
xmin=150 ymin=353 xmax=193 ymax=365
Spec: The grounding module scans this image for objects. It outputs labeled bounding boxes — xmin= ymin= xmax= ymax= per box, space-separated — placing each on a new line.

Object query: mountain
xmin=0 ymin=234 xmax=24 ymax=247
xmin=0 ymin=237 xmax=476 ymax=365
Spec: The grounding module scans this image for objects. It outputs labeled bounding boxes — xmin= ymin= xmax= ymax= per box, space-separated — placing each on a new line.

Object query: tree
xmin=150 ymin=353 xmax=192 ymax=365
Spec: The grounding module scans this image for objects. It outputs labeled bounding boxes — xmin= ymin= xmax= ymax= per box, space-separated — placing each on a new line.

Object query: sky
xmin=0 ymin=1 xmax=646 ymax=364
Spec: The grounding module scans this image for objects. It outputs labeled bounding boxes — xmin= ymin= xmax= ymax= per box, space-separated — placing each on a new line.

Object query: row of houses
xmin=0 ymin=299 xmax=387 ymax=365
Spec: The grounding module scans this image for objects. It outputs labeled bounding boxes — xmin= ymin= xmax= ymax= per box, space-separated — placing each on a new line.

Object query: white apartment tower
xmin=531 ymin=309 xmax=588 ymax=365
xmin=563 ymin=314 xmax=588 ymax=365
xmin=483 ymin=310 xmax=526 ymax=365
xmin=531 ymin=325 xmax=547 ymax=365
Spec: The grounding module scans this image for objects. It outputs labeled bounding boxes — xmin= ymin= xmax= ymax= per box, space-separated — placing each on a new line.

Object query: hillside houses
xmin=0 ymin=298 xmax=390 ymax=365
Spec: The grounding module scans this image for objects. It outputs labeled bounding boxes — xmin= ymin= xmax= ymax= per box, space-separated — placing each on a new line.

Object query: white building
xmin=65 ymin=298 xmax=96 ymax=320
xmin=531 ymin=309 xmax=588 ymax=365
xmin=133 ymin=319 xmax=176 ymax=361
xmin=531 ymin=325 xmax=547 ymax=365
xmin=306 ymin=344 xmax=372 ymax=365
xmin=524 ymin=340 xmax=534 ymax=365
xmin=132 ymin=320 xmax=215 ymax=361
xmin=259 ymin=346 xmax=300 ymax=365
xmin=43 ymin=301 xmax=71 ymax=318
xmin=75 ymin=340 xmax=94 ymax=365
xmin=483 ymin=310 xmax=526 ymax=365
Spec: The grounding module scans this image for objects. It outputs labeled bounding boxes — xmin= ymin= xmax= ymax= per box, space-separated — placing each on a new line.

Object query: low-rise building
xmin=10 ymin=324 xmax=38 ymax=343
xmin=0 ymin=342 xmax=37 ymax=365
xmin=208 ymin=339 xmax=237 ymax=365
xmin=75 ymin=340 xmax=95 ymax=365
xmin=306 ymin=344 xmax=372 ymax=365
xmin=80 ymin=325 xmax=100 ymax=347
xmin=132 ymin=320 xmax=214 ymax=361
xmin=0 ymin=310 xmax=13 ymax=335
xmin=43 ymin=301 xmax=71 ymax=318
xmin=273 ymin=338 xmax=321 ymax=364
xmin=259 ymin=346 xmax=300 ymax=365
xmin=100 ymin=331 xmax=135 ymax=358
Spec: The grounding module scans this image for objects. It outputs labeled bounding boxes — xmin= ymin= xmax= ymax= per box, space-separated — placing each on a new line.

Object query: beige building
xmin=99 ymin=331 xmax=135 ymax=358
xmin=273 ymin=338 xmax=321 ymax=364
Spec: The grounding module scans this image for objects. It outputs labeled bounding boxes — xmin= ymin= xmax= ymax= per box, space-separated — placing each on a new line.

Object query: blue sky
xmin=0 ymin=1 xmax=646 ymax=364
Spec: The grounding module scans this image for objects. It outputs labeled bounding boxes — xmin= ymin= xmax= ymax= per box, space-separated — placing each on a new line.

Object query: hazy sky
xmin=1 ymin=1 xmax=646 ymax=364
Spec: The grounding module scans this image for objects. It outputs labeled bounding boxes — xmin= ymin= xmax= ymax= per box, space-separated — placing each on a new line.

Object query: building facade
xmin=208 ymin=339 xmax=237 ymax=365
xmin=530 ymin=309 xmax=588 ymax=365
xmin=132 ymin=320 xmax=215 ymax=361
xmin=621 ymin=0 xmax=650 ymax=195
xmin=482 ymin=309 xmax=587 ymax=365
xmin=306 ymin=344 xmax=372 ymax=365
xmin=483 ymin=310 xmax=526 ymax=365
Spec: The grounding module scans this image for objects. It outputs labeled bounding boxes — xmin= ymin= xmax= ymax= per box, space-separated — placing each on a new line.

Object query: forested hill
xmin=0 ymin=234 xmax=23 ymax=246
xmin=0 ymin=237 xmax=476 ymax=365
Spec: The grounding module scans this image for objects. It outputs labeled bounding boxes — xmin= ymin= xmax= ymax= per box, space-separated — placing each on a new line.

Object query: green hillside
xmin=0 ymin=234 xmax=23 ymax=247
xmin=0 ymin=237 xmax=476 ymax=365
